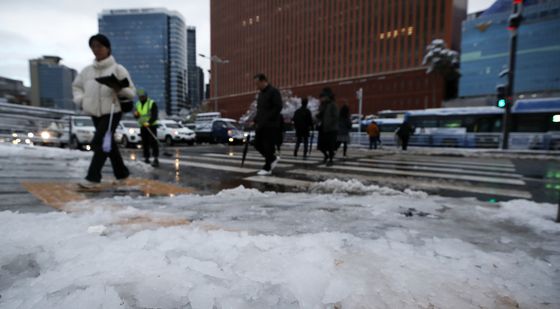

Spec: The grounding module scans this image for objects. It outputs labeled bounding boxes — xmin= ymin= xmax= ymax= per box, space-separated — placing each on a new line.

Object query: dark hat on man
xmin=319 ymin=87 xmax=334 ymax=100
xmin=136 ymin=88 xmax=147 ymax=96
xmin=89 ymin=34 xmax=111 ymax=49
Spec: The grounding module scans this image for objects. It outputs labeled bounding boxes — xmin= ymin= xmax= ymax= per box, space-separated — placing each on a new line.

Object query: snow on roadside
xmin=1 ymin=181 xmax=559 ymax=308
xmin=1 ymin=142 xmax=559 ymax=308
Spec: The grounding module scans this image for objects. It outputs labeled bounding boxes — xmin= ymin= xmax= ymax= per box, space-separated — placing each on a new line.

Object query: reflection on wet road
xmin=121 ymin=145 xmax=560 ymax=204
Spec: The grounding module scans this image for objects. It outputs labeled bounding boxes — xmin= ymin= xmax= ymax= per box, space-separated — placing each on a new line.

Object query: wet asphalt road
xmin=1 ymin=143 xmax=559 ymax=214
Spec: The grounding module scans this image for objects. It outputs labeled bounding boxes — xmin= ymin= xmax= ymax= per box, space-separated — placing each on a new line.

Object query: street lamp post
xmin=199 ymin=54 xmax=229 ymax=112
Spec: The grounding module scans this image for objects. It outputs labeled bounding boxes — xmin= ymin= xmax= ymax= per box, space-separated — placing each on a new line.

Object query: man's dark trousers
xmin=254 ymin=127 xmax=279 ymax=170
xmin=140 ymin=126 xmax=159 ymax=160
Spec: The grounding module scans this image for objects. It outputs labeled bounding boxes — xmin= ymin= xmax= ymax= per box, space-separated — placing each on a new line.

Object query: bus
xmin=402 ymin=98 xmax=560 ymax=149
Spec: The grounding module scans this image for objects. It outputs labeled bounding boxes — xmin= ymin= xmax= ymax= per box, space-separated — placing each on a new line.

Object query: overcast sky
xmin=0 ymin=0 xmax=493 ymax=87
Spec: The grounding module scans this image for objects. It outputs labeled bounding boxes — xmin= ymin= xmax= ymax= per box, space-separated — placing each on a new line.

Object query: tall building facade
xmin=459 ymin=0 xmax=560 ymax=99
xmin=210 ymin=0 xmax=467 ymax=118
xmin=99 ymin=8 xmax=188 ymax=115
xmin=197 ymin=66 xmax=205 ymax=103
xmin=29 ymin=56 xmax=76 ymax=110
xmin=187 ymin=26 xmax=202 ymax=107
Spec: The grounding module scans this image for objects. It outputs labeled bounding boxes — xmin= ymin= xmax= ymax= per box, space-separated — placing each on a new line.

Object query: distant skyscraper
xmin=29 ymin=56 xmax=76 ymax=110
xmin=197 ymin=66 xmax=205 ymax=104
xmin=187 ymin=26 xmax=201 ymax=107
xmin=99 ymin=8 xmax=188 ymax=115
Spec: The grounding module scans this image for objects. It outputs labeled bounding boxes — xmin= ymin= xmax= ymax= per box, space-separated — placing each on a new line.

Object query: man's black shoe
xmin=151 ymin=158 xmax=159 ymax=167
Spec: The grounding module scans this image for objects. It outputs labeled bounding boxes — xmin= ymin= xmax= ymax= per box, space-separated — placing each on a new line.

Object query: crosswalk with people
xmin=156 ymin=149 xmax=532 ymax=200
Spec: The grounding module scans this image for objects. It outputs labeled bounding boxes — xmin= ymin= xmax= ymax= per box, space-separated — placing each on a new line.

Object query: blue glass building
xmin=29 ymin=56 xmax=77 ymax=110
xmin=99 ymin=8 xmax=188 ymax=115
xmin=186 ymin=26 xmax=201 ymax=107
xmin=459 ymin=0 xmax=560 ymax=98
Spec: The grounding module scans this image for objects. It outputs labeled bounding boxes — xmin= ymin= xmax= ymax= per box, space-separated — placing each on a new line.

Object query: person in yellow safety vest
xmin=133 ymin=88 xmax=159 ymax=167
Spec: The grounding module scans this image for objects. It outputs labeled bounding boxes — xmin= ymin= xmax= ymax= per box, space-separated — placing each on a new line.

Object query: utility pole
xmin=356 ymin=88 xmax=363 ymax=145
xmin=501 ymin=0 xmax=524 ymax=149
xmin=198 ymin=54 xmax=229 ymax=112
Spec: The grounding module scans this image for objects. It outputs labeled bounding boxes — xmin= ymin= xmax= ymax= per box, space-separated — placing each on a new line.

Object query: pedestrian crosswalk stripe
xmin=362 ymin=156 xmax=515 ymax=168
xmin=318 ymin=164 xmax=525 ymax=186
xmin=358 ymin=158 xmax=516 ymax=172
xmin=158 ymin=158 xmax=255 ymax=174
xmin=243 ymin=176 xmax=312 ymax=188
xmin=344 ymin=161 xmax=522 ymax=178
xmin=204 ymin=153 xmax=319 ymax=165
xmin=288 ymin=169 xmax=532 ymax=199
xmin=175 ymin=155 xmax=293 ymax=168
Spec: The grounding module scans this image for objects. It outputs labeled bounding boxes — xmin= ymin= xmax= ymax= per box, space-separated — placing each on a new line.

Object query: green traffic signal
xmin=497 ymin=98 xmax=507 ymax=108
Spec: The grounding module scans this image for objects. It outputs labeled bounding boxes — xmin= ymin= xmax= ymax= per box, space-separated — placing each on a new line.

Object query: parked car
xmin=157 ymin=120 xmax=196 ymax=146
xmin=195 ymin=118 xmax=245 ymax=144
xmin=0 ymin=115 xmax=38 ymax=145
xmin=116 ymin=120 xmax=142 ymax=148
xmin=36 ymin=121 xmax=68 ymax=147
xmin=60 ymin=116 xmax=95 ymax=150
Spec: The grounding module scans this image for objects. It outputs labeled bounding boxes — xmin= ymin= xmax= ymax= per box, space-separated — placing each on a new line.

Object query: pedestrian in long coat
xmin=316 ymin=87 xmax=338 ymax=166
xmin=336 ymin=104 xmax=352 ymax=157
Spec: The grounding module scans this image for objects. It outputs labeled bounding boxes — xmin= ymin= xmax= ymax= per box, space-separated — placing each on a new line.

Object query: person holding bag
xmin=72 ymin=34 xmax=136 ymax=188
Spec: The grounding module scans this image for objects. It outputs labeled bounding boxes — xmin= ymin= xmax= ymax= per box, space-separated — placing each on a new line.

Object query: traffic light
xmin=496 ymin=84 xmax=507 ymax=108
xmin=508 ymin=0 xmax=524 ymax=31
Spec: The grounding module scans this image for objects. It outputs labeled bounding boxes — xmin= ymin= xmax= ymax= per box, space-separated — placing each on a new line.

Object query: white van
xmin=62 ymin=116 xmax=96 ymax=150
xmin=194 ymin=112 xmax=221 ymax=125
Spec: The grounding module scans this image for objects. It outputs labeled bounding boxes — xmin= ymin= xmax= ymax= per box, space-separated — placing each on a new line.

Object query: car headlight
xmin=128 ymin=128 xmax=134 ymax=134
xmin=173 ymin=130 xmax=178 ymax=135
xmin=227 ymin=129 xmax=233 ymax=137
xmin=41 ymin=131 xmax=50 ymax=139
xmin=28 ymin=132 xmax=35 ymax=138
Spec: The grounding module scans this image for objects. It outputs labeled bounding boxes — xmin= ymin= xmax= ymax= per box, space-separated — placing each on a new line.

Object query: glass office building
xmin=29 ymin=56 xmax=76 ymax=110
xmin=459 ymin=0 xmax=560 ymax=98
xmin=186 ymin=26 xmax=201 ymax=107
xmin=99 ymin=8 xmax=188 ymax=115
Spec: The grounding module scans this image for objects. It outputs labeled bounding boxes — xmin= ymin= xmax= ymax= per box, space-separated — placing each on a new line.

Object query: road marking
xmin=318 ymin=164 xmax=525 ymax=186
xmin=176 ymin=155 xmax=293 ymax=168
xmin=343 ymin=161 xmax=522 ymax=178
xmin=158 ymin=158 xmax=256 ymax=174
xmin=358 ymin=158 xmax=516 ymax=172
xmin=204 ymin=153 xmax=319 ymax=165
xmin=362 ymin=156 xmax=515 ymax=168
xmin=21 ymin=178 xmax=194 ymax=210
xmin=243 ymin=176 xmax=312 ymax=188
xmin=288 ymin=169 xmax=532 ymax=199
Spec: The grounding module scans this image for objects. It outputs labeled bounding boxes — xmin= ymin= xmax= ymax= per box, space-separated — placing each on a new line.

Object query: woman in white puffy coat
xmin=72 ymin=34 xmax=136 ymax=188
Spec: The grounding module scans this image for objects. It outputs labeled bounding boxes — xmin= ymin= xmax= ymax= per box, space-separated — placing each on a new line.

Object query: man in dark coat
xmin=292 ymin=98 xmax=313 ymax=158
xmin=253 ymin=73 xmax=283 ymax=176
xmin=316 ymin=87 xmax=338 ymax=166
xmin=396 ymin=121 xmax=414 ymax=150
